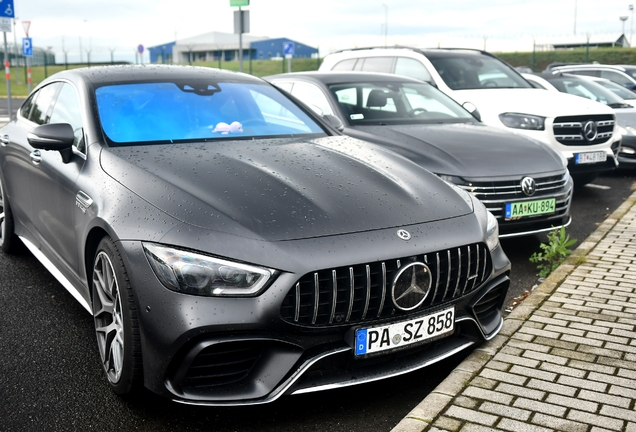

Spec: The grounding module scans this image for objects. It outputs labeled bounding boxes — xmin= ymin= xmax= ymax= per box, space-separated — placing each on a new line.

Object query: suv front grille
xmin=459 ymin=173 xmax=571 ymax=223
xmin=280 ymin=243 xmax=492 ymax=327
xmin=553 ymin=115 xmax=614 ymax=145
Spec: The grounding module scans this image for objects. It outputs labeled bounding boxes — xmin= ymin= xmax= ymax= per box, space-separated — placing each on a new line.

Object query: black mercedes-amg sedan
xmin=0 ymin=65 xmax=510 ymax=405
xmin=265 ymin=71 xmax=574 ymax=238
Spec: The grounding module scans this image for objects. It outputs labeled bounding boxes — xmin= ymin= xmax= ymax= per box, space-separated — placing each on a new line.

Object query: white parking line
xmin=585 ymin=183 xmax=612 ymax=190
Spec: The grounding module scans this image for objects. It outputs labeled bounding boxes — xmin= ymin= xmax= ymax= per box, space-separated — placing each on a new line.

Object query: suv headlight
xmin=499 ymin=113 xmax=545 ymax=130
xmin=143 ymin=243 xmax=276 ymax=297
xmin=486 ymin=210 xmax=499 ymax=251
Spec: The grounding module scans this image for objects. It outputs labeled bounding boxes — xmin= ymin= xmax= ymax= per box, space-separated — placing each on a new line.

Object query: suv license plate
xmin=575 ymin=151 xmax=607 ymax=164
xmin=354 ymin=307 xmax=454 ymax=356
xmin=505 ymin=198 xmax=556 ymax=220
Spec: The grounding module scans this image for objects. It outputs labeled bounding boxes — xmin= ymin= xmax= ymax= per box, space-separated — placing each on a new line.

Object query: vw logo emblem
xmin=583 ymin=120 xmax=598 ymax=141
xmin=397 ymin=229 xmax=411 ymax=241
xmin=391 ymin=262 xmax=432 ymax=311
xmin=521 ymin=177 xmax=537 ymax=197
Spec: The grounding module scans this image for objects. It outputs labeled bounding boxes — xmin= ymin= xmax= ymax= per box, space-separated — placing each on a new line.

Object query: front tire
xmin=92 ymin=237 xmax=142 ymax=395
xmin=0 ymin=179 xmax=19 ymax=254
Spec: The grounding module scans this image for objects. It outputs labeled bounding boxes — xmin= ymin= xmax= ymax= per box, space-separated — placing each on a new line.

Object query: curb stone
xmin=391 ymin=188 xmax=636 ymax=432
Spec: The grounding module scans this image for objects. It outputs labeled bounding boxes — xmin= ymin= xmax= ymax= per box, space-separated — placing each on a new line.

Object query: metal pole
xmin=574 ymin=0 xmax=577 ymax=35
xmin=631 ymin=5 xmax=634 ymax=47
xmin=26 ymin=55 xmax=31 ymax=93
xmin=3 ymin=32 xmax=12 ymax=121
xmin=12 ymin=19 xmax=20 ymax=85
xmin=382 ymin=4 xmax=388 ymax=47
xmin=532 ymin=38 xmax=536 ymax=72
xmin=238 ymin=6 xmax=243 ymax=73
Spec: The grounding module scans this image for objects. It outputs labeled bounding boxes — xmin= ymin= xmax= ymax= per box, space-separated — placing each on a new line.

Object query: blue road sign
xmin=283 ymin=42 xmax=295 ymax=57
xmin=22 ymin=37 xmax=33 ymax=57
xmin=1 ymin=0 xmax=15 ymax=18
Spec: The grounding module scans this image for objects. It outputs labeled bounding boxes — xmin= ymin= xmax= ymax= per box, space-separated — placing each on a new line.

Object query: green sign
xmin=230 ymin=0 xmax=249 ymax=6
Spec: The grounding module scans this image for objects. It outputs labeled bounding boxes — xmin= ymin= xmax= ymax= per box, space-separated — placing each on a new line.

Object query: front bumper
xmin=618 ymin=134 xmax=636 ymax=167
xmin=117 ymin=221 xmax=511 ymax=405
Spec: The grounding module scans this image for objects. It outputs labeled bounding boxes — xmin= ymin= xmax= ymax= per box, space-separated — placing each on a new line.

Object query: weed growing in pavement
xmin=529 ymin=226 xmax=577 ymax=278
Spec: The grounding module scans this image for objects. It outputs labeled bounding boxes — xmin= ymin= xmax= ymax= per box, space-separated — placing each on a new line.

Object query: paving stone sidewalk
xmin=393 ymin=189 xmax=636 ymax=432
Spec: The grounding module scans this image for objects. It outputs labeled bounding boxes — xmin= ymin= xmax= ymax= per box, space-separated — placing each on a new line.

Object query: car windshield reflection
xmin=428 ymin=55 xmax=533 ymax=90
xmin=95 ymin=81 xmax=326 ymax=145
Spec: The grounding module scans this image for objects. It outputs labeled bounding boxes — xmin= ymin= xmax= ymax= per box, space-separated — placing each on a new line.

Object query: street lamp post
xmin=382 ymin=4 xmax=388 ymax=47
xmin=621 ymin=15 xmax=628 ymax=39
xmin=630 ymin=5 xmax=634 ymax=47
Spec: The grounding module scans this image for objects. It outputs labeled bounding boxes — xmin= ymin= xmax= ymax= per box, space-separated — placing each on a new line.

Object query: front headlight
xmin=143 ymin=243 xmax=276 ymax=297
xmin=486 ymin=211 xmax=500 ymax=251
xmin=498 ymin=113 xmax=545 ymax=130
xmin=625 ymin=125 xmax=636 ymax=135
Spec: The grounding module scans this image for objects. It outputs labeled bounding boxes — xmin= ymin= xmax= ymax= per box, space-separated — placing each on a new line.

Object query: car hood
xmin=100 ymin=135 xmax=473 ymax=242
xmin=449 ymin=88 xmax=615 ymax=120
xmin=613 ymin=107 xmax=636 ymax=128
xmin=347 ymin=122 xmax=565 ymax=180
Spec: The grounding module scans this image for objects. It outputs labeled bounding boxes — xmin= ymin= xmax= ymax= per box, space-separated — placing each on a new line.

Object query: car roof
xmin=265 ymin=71 xmax=428 ymax=85
xmin=550 ymin=63 xmax=634 ymax=72
xmin=329 ymin=46 xmax=496 ymax=60
xmin=42 ymin=64 xmax=264 ymax=87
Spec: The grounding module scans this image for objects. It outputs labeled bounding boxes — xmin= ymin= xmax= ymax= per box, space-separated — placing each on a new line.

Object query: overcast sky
xmin=8 ymin=0 xmax=636 ymax=62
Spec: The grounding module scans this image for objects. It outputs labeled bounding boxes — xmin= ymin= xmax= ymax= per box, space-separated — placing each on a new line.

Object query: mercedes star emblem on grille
xmin=583 ymin=120 xmax=598 ymax=141
xmin=397 ymin=229 xmax=411 ymax=241
xmin=391 ymin=262 xmax=432 ymax=311
xmin=521 ymin=176 xmax=537 ymax=196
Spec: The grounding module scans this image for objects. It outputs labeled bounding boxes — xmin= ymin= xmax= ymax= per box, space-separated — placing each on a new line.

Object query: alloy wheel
xmin=93 ymin=251 xmax=125 ymax=384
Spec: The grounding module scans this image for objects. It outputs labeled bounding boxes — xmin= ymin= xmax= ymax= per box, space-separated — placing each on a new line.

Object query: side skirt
xmin=19 ymin=236 xmax=92 ymax=313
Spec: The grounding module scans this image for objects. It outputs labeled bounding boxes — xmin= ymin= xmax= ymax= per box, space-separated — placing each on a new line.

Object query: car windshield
xmin=428 ymin=54 xmax=533 ymax=90
xmin=596 ymin=79 xmax=636 ymax=99
xmin=327 ymin=81 xmax=475 ymax=125
xmin=95 ymin=81 xmax=325 ymax=145
xmin=548 ymin=76 xmax=627 ymax=106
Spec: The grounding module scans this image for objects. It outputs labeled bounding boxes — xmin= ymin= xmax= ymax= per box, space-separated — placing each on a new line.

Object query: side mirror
xmin=462 ymin=102 xmax=481 ymax=122
xmin=323 ymin=114 xmax=345 ymax=132
xmin=27 ymin=123 xmax=75 ymax=163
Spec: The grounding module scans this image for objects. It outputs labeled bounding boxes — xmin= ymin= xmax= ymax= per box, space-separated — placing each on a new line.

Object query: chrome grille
xmin=459 ymin=173 xmax=571 ymax=223
xmin=553 ymin=114 xmax=614 ymax=145
xmin=280 ymin=243 xmax=492 ymax=327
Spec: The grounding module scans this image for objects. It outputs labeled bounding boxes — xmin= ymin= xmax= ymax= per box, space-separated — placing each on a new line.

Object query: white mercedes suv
xmin=319 ymin=48 xmax=620 ymax=185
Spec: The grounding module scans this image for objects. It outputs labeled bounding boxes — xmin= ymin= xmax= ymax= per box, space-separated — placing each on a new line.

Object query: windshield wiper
xmin=607 ymin=102 xmax=633 ymax=109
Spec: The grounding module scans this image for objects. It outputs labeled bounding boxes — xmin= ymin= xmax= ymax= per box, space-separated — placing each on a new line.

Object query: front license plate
xmin=575 ymin=151 xmax=607 ymax=164
xmin=354 ymin=307 xmax=454 ymax=356
xmin=505 ymin=198 xmax=556 ymax=220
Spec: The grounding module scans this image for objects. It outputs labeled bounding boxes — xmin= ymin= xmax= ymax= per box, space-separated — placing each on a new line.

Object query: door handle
xmin=0 ymin=135 xmax=8 ymax=146
xmin=30 ymin=150 xmax=42 ymax=165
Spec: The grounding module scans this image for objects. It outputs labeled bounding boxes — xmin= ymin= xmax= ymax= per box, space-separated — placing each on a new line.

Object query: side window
xmin=19 ymin=94 xmax=37 ymax=120
xmin=289 ymin=82 xmax=333 ymax=116
xmin=331 ymin=58 xmax=358 ymax=71
xmin=49 ymin=83 xmax=86 ymax=153
xmin=599 ymin=71 xmax=632 ymax=87
xmin=395 ymin=57 xmax=432 ymax=82
xmin=360 ymin=57 xmax=393 ymax=74
xmin=29 ymin=83 xmax=62 ymax=125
